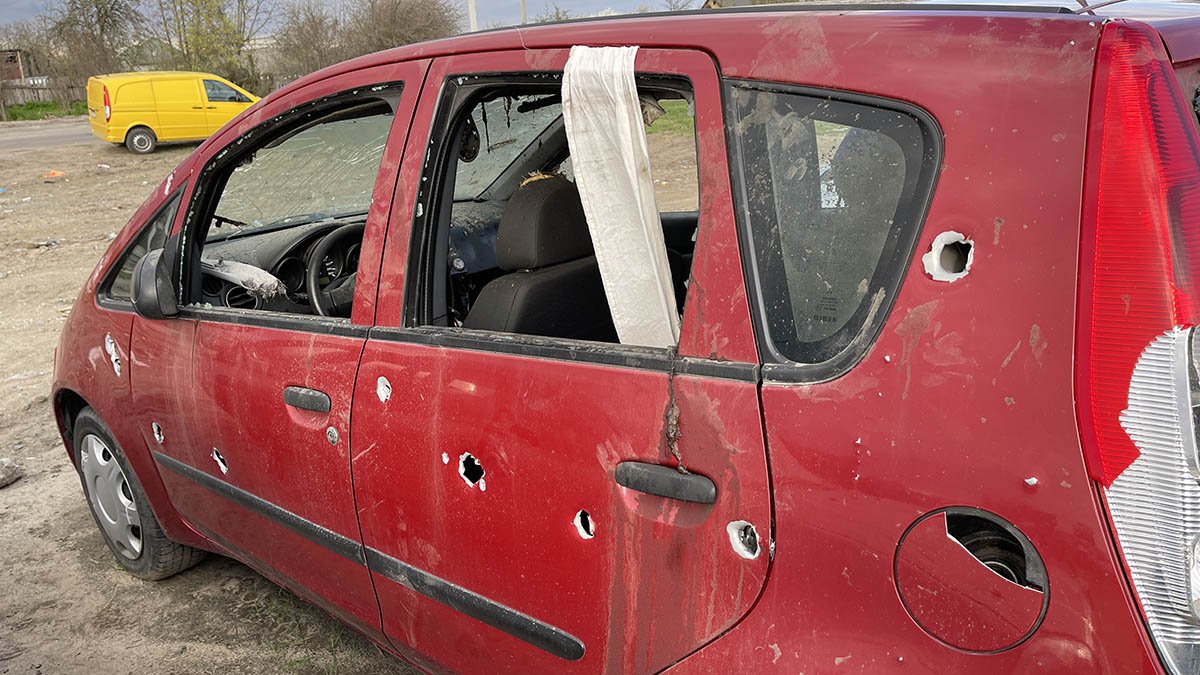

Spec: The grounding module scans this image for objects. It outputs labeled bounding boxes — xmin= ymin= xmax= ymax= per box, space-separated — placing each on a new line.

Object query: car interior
xmin=185 ymin=79 xmax=700 ymax=342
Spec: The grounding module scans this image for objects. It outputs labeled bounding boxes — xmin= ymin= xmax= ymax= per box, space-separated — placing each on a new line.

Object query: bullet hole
xmin=151 ymin=422 xmax=164 ymax=444
xmin=922 ymin=231 xmax=974 ymax=282
xmin=103 ymin=334 xmax=121 ymax=376
xmin=458 ymin=452 xmax=485 ymax=488
xmin=376 ymin=376 xmax=392 ymax=403
xmin=574 ymin=510 xmax=595 ymax=539
xmin=211 ymin=448 xmax=228 ymax=475
xmin=727 ymin=520 xmax=761 ymax=560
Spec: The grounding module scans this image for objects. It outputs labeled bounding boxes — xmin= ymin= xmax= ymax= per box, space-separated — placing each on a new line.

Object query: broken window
xmin=731 ymin=85 xmax=937 ymax=367
xmin=414 ymin=74 xmax=698 ymax=346
xmin=104 ymin=191 xmax=181 ymax=302
xmin=189 ymin=96 xmax=396 ymax=316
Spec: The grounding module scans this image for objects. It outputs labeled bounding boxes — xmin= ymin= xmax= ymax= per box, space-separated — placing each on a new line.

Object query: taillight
xmin=1077 ymin=20 xmax=1200 ymax=675
xmin=102 ymin=85 xmax=111 ymax=122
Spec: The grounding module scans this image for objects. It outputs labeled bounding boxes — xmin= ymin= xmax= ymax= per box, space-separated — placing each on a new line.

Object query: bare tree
xmin=533 ymin=2 xmax=571 ymax=22
xmin=341 ymin=0 xmax=461 ymax=57
xmin=274 ymin=0 xmax=344 ymax=78
xmin=661 ymin=0 xmax=696 ymax=9
xmin=141 ymin=0 xmax=275 ymax=87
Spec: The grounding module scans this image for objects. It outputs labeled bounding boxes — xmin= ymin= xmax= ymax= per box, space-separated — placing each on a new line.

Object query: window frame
xmin=402 ymin=71 xmax=698 ymax=360
xmin=174 ymin=82 xmax=403 ymax=328
xmin=96 ymin=186 xmax=186 ymax=311
xmin=725 ymin=79 xmax=943 ymax=383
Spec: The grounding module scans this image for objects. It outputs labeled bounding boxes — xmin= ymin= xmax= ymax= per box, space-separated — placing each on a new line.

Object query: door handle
xmin=615 ymin=461 xmax=716 ymax=504
xmin=283 ymin=386 xmax=331 ymax=413
xmin=191 ymin=105 xmax=203 ymax=109
xmin=205 ymin=106 xmax=217 ymax=109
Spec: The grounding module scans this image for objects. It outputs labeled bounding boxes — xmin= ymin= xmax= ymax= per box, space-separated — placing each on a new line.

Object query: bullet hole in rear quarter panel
xmin=458 ymin=453 xmax=485 ymax=487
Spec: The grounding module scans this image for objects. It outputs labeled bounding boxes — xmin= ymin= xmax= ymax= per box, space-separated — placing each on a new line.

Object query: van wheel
xmin=73 ymin=407 xmax=205 ymax=580
xmin=125 ymin=127 xmax=157 ymax=154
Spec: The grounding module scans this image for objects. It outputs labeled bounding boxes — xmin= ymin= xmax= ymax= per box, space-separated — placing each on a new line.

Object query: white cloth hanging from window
xmin=561 ymin=45 xmax=681 ymax=349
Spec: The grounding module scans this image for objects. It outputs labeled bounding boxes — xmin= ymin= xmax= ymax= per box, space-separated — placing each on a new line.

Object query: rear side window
xmin=730 ymin=84 xmax=937 ymax=371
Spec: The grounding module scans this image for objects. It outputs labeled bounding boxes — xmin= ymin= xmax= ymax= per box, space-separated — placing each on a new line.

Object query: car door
xmin=149 ymin=77 xmax=208 ymax=140
xmin=200 ymin=78 xmax=254 ymax=134
xmin=140 ymin=60 xmax=428 ymax=637
xmin=351 ymin=48 xmax=772 ymax=673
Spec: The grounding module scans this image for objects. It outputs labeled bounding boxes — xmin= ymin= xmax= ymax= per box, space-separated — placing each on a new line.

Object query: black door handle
xmin=615 ymin=461 xmax=716 ymax=504
xmin=283 ymin=386 xmax=331 ymax=413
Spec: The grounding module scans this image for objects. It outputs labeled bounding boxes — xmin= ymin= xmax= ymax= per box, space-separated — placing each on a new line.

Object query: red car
xmin=51 ymin=3 xmax=1200 ymax=673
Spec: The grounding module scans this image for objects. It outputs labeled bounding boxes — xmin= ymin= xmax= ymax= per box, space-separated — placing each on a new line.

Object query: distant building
xmin=1 ymin=49 xmax=35 ymax=81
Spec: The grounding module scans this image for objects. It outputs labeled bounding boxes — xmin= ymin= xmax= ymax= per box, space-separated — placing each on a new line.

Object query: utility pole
xmin=467 ymin=0 xmax=477 ymax=31
xmin=520 ymin=0 xmax=527 ymax=24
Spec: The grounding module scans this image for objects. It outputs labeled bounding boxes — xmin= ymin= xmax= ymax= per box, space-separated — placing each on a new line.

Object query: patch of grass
xmin=647 ymin=99 xmax=695 ymax=136
xmin=4 ymin=100 xmax=87 ymax=121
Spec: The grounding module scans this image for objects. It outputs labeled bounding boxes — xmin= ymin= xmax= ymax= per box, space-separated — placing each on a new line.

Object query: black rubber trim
xmin=614 ymin=461 xmax=717 ymax=504
xmin=178 ymin=306 xmax=369 ymax=338
xmin=364 ymin=547 xmax=586 ymax=661
xmin=369 ymin=326 xmax=759 ymax=381
xmin=152 ymin=451 xmax=366 ymax=564
xmin=283 ymin=386 xmax=331 ymax=413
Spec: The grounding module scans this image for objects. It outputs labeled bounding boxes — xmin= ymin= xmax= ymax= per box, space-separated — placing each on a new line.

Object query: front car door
xmin=201 ymin=78 xmax=254 ymax=134
xmin=351 ymin=47 xmax=772 ymax=673
xmin=139 ymin=60 xmax=427 ymax=637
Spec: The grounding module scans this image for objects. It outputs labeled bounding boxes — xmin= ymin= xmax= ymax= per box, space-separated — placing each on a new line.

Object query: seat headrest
xmin=496 ymin=176 xmax=593 ymax=270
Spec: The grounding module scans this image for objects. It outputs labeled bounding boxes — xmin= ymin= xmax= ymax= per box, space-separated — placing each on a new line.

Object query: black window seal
xmin=95 ymin=185 xmax=188 ymax=312
xmin=723 ymin=78 xmax=943 ymax=385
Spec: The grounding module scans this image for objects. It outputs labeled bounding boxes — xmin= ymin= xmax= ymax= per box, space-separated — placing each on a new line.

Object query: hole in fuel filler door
xmin=894 ymin=507 xmax=1048 ymax=653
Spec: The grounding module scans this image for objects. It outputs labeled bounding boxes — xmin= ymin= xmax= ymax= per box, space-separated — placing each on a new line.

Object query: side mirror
xmin=131 ymin=248 xmax=179 ymax=319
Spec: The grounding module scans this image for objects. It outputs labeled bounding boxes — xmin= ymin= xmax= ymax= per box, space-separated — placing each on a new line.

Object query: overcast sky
xmin=0 ymin=0 xmax=693 ymax=29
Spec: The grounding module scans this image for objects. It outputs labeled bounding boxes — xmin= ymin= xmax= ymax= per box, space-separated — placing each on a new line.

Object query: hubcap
xmin=79 ymin=434 xmax=142 ymax=559
xmin=133 ymin=134 xmax=149 ymax=151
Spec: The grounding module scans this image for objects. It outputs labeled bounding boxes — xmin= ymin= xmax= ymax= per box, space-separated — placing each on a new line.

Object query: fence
xmin=0 ymin=82 xmax=87 ymax=108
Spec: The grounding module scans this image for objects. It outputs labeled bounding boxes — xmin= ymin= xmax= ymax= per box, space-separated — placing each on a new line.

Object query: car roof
xmin=96 ymin=71 xmax=222 ymax=82
xmin=274 ymin=0 xmax=1200 ymax=105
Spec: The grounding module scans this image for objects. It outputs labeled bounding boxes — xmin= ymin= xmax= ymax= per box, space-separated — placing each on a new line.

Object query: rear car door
xmin=200 ymin=78 xmax=253 ymax=133
xmin=142 ymin=61 xmax=427 ymax=636
xmin=351 ymin=48 xmax=772 ymax=673
xmin=149 ymin=77 xmax=208 ymax=140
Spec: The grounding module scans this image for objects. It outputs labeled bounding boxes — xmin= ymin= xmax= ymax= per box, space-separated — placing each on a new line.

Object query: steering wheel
xmin=306 ymin=223 xmax=365 ymax=317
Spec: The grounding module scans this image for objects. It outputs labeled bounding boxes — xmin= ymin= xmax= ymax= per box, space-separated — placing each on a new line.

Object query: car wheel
xmin=124 ymin=127 xmax=157 ymax=154
xmin=73 ymin=407 xmax=205 ymax=580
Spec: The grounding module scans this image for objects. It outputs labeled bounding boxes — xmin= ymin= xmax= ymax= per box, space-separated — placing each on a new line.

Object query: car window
xmin=557 ymin=98 xmax=698 ymax=213
xmin=207 ymin=103 xmax=392 ymax=241
xmin=415 ymin=78 xmax=698 ymax=346
xmin=453 ymin=95 xmax=563 ymax=201
xmin=731 ymin=85 xmax=934 ymax=366
xmin=204 ymin=79 xmax=247 ymax=103
xmin=106 ymin=192 xmax=181 ymax=301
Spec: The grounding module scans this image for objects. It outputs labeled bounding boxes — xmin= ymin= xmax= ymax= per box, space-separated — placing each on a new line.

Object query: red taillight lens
xmin=102 ymin=85 xmax=111 ymax=122
xmin=1078 ymin=20 xmax=1200 ymax=487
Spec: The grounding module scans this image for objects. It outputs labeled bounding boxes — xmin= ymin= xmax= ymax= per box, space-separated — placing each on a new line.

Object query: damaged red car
xmin=51 ymin=3 xmax=1200 ymax=673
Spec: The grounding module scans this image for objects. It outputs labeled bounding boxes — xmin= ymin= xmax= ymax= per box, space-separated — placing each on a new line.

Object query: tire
xmin=124 ymin=126 xmax=157 ymax=154
xmin=73 ymin=407 xmax=205 ymax=580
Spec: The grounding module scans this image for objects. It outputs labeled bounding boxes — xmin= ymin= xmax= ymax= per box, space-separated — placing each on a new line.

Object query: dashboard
xmin=199 ymin=220 xmax=362 ymax=312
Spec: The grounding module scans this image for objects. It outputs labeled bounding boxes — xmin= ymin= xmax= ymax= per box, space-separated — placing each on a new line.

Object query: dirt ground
xmin=0 ymin=124 xmax=407 ymax=675
xmin=0 ymin=118 xmax=697 ymax=675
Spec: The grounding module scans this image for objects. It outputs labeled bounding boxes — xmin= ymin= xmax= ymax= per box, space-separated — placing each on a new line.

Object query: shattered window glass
xmin=207 ymin=102 xmax=393 ymax=241
xmin=454 ymin=95 xmax=564 ymax=200
xmin=732 ymin=86 xmax=932 ymax=365
xmin=107 ymin=192 xmax=181 ymax=301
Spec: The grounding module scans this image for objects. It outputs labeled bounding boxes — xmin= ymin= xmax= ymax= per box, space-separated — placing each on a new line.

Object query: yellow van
xmin=86 ymin=71 xmax=258 ymax=154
